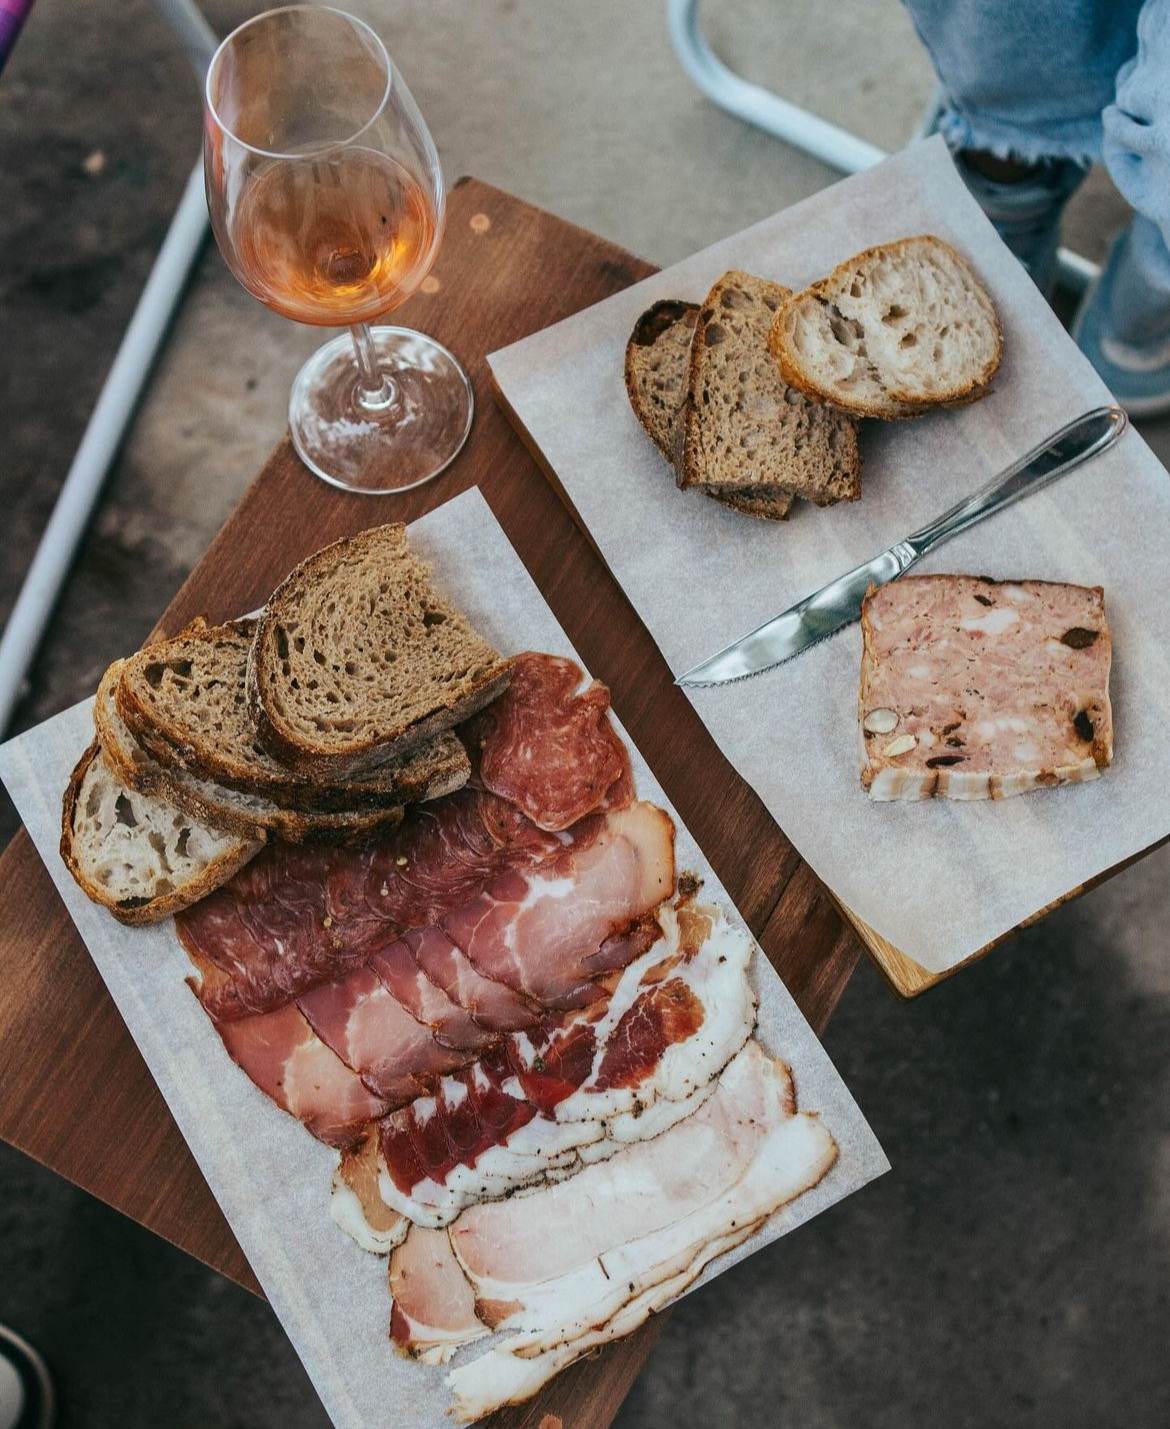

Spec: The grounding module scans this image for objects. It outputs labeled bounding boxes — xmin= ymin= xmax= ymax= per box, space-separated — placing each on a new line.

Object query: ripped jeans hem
xmin=936 ymin=104 xmax=1099 ymax=168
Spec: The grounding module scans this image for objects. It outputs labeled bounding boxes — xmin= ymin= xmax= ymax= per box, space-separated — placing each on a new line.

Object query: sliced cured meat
xmin=448 ymin=1041 xmax=810 ymax=1295
xmin=298 ymin=964 xmax=471 ymax=1106
xmin=176 ymin=786 xmax=603 ymax=1021
xmin=366 ymin=937 xmax=495 ymax=1052
xmin=331 ymin=1131 xmax=408 ymax=1253
xmin=403 ymin=926 xmax=539 ymax=1033
xmin=211 ymin=1000 xmax=385 ymax=1149
xmin=332 ymin=901 xmax=755 ymax=1237
xmin=442 ymin=802 xmax=675 ymax=1009
xmin=389 ymin=1226 xmax=488 ymax=1365
xmin=552 ymin=902 xmax=758 ymax=1126
xmin=446 ymin=1223 xmax=759 ymax=1422
xmin=462 ymin=651 xmax=633 ymax=831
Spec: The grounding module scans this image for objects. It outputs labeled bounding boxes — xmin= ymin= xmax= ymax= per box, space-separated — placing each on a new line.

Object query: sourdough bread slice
xmin=624 ymin=299 xmax=793 ymax=521
xmin=97 ymin=662 xmax=405 ymax=845
xmin=116 ymin=619 xmax=468 ymax=810
xmin=247 ymin=525 xmax=512 ymax=780
xmin=769 ymin=235 xmax=1002 ymax=419
xmin=61 ymin=742 xmax=261 ymax=924
xmin=677 ymin=272 xmax=861 ymax=505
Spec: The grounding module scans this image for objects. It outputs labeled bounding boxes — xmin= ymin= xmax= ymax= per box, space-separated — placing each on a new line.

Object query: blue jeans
xmin=904 ymin=0 xmax=1170 ymax=289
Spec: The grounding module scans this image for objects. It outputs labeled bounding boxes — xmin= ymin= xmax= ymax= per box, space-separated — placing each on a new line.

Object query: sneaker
xmin=1073 ymin=215 xmax=1170 ymax=417
xmin=952 ymin=151 xmax=1088 ymax=298
xmin=0 ymin=1327 xmax=54 ymax=1429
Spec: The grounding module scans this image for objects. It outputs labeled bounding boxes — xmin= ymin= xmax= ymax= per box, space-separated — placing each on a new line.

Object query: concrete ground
xmin=1 ymin=1 xmax=1167 ymax=1425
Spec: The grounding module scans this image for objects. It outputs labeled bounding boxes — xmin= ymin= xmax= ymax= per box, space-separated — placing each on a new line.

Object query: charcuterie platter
xmin=491 ymin=138 xmax=1170 ymax=994
xmin=0 ymin=488 xmax=886 ymax=1429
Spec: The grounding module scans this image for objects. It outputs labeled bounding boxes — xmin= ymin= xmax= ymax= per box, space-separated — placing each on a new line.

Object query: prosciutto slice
xmin=462 ymin=652 xmax=632 ymax=832
xmin=403 ymin=926 xmax=539 ymax=1033
xmin=297 ymin=965 xmax=471 ymax=1106
xmin=212 ymin=1001 xmax=386 ymax=1149
xmin=442 ymin=802 xmax=675 ymax=1009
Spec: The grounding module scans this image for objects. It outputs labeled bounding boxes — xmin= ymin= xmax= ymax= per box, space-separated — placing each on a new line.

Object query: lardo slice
xmin=624 ymin=299 xmax=793 ymax=520
xmin=860 ymin=575 xmax=1112 ymax=801
xmin=770 ymin=235 xmax=1002 ymax=418
xmin=677 ymin=271 xmax=861 ymax=506
xmin=247 ymin=524 xmax=512 ymax=779
xmin=60 ymin=742 xmax=262 ymax=925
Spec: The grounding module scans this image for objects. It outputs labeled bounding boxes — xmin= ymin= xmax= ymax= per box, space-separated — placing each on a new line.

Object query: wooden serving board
xmin=0 ymin=178 xmax=860 ymax=1429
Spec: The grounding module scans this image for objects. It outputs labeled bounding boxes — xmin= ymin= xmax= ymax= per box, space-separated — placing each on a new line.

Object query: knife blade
xmin=676 ymin=404 xmax=1127 ymax=688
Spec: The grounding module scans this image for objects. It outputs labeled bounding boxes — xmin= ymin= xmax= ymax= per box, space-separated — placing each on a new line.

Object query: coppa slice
xmin=860 ymin=575 xmax=1113 ymax=801
xmin=623 ymin=298 xmax=793 ymax=521
xmin=441 ymin=802 xmax=676 ymax=1008
xmin=247 ymin=524 xmax=512 ymax=779
xmin=677 ymin=271 xmax=861 ymax=508
xmin=175 ymin=787 xmax=607 ymax=1021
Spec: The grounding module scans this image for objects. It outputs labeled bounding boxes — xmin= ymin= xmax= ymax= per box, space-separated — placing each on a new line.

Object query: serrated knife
xmin=675 ymin=404 xmax=1127 ymax=688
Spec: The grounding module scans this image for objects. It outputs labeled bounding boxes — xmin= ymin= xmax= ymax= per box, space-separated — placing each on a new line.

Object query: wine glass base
xmin=288 ymin=327 xmax=474 ymax=494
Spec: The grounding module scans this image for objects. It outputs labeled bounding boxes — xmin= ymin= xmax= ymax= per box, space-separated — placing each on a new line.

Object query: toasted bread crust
xmin=60 ymin=742 xmax=260 ymax=925
xmin=115 ymin=619 xmax=468 ymax=810
xmin=677 ymin=271 xmax=861 ymax=504
xmin=97 ymin=660 xmax=409 ymax=845
xmin=769 ymin=235 xmax=1003 ymax=420
xmin=247 ymin=525 xmax=511 ymax=780
xmin=625 ymin=297 xmax=795 ymax=521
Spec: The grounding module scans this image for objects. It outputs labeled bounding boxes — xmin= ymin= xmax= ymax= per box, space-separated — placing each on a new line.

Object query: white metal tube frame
xmin=0 ymin=0 xmax=216 ymax=735
xmin=666 ymin=0 xmax=1099 ymax=293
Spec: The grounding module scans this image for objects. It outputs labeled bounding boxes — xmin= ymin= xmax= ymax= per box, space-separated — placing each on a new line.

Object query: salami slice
xmin=462 ymin=652 xmax=632 ymax=832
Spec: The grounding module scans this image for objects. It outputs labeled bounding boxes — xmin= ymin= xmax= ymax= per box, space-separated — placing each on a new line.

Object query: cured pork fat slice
xmin=860 ymin=576 xmax=1113 ymax=800
xmin=379 ymin=1041 xmax=836 ymax=1401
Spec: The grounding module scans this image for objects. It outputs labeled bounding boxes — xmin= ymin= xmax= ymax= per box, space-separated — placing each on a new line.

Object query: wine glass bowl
xmin=204 ymin=6 xmax=473 ymax=493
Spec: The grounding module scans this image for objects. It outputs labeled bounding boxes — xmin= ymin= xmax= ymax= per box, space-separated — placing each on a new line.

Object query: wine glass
xmin=203 ymin=5 xmax=472 ymax=494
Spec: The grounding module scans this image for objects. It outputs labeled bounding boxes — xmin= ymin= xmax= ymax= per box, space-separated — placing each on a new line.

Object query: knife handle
xmin=905 ymin=405 xmax=1127 ymax=558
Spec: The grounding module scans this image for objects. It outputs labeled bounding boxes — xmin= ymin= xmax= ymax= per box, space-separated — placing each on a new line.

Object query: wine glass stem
xmin=350 ymin=322 xmax=396 ymax=411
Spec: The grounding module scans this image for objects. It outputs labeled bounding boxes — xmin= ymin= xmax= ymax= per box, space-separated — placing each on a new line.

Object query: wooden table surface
xmin=0 ymin=177 xmax=860 ymax=1429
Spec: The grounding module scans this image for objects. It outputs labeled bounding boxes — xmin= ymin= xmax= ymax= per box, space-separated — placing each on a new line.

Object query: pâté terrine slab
xmin=859 ymin=575 xmax=1113 ymax=802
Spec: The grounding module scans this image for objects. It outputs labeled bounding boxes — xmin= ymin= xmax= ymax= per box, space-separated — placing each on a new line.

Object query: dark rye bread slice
xmin=61 ymin=742 xmax=261 ymax=925
xmin=97 ymin=661 xmax=406 ymax=846
xmin=247 ymin=524 xmax=512 ymax=781
xmin=624 ymin=299 xmax=793 ymax=521
xmin=116 ymin=619 xmax=468 ymax=811
xmin=769 ymin=236 xmax=1002 ymax=419
xmin=677 ymin=271 xmax=861 ymax=506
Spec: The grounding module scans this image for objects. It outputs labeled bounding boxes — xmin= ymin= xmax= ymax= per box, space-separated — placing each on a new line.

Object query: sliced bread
xmin=769 ymin=235 xmax=1002 ymax=419
xmin=677 ymin=271 xmax=861 ymax=506
xmin=247 ymin=525 xmax=512 ymax=780
xmin=97 ymin=661 xmax=405 ymax=846
xmin=61 ymin=742 xmax=261 ymax=925
xmin=624 ymin=299 xmax=793 ymax=521
xmin=116 ymin=618 xmax=469 ymax=810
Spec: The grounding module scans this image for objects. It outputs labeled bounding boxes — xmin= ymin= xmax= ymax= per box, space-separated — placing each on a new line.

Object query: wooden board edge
xmin=835 ymin=826 xmax=1170 ymax=998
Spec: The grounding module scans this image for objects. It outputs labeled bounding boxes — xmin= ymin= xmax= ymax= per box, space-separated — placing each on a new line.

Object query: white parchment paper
xmin=0 ymin=488 xmax=887 ymax=1429
xmin=489 ymin=136 xmax=1170 ymax=975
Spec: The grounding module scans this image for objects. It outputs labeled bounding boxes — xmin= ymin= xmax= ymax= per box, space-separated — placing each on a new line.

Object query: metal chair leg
xmin=666 ymin=0 xmax=1098 ymax=294
xmin=0 ymin=0 xmax=218 ymax=734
